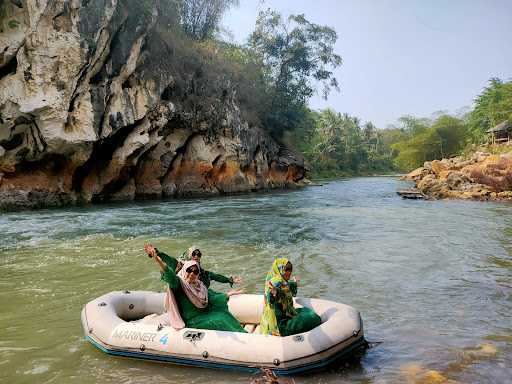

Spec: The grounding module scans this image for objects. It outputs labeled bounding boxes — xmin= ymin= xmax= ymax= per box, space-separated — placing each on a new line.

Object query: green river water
xmin=1 ymin=177 xmax=511 ymax=383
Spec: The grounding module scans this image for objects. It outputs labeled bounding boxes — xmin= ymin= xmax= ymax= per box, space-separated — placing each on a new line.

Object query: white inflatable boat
xmin=81 ymin=291 xmax=365 ymax=375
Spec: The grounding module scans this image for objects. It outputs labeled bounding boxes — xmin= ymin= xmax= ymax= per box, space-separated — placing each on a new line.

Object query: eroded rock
xmin=0 ymin=1 xmax=307 ymax=210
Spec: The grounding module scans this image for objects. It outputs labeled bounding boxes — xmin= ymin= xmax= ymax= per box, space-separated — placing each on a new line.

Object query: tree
xmin=431 ymin=115 xmax=469 ymax=156
xmin=391 ymin=114 xmax=469 ymax=170
xmin=249 ymin=9 xmax=342 ymax=136
xmin=397 ymin=115 xmax=430 ymax=136
xmin=363 ymin=122 xmax=376 ymax=142
xmin=176 ymin=0 xmax=239 ymax=41
xmin=296 ymin=108 xmax=398 ymax=176
xmin=469 ymin=78 xmax=512 ymax=143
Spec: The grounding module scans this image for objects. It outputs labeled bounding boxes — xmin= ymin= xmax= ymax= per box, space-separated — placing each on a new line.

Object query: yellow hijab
xmin=259 ymin=258 xmax=297 ymax=336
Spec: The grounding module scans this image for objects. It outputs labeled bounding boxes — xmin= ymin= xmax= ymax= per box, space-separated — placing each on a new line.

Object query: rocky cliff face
xmin=403 ymin=150 xmax=512 ymax=201
xmin=0 ymin=0 xmax=307 ymax=210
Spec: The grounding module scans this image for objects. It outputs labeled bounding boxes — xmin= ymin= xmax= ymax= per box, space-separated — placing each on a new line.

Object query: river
xmin=1 ymin=177 xmax=511 ymax=383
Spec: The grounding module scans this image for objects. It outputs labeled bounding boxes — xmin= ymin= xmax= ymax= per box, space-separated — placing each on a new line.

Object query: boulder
xmin=417 ymin=174 xmax=441 ymax=193
xmin=497 ymin=191 xmax=512 ymax=199
xmin=445 ymin=171 xmax=471 ymax=189
xmin=430 ymin=160 xmax=449 ymax=176
xmin=402 ymin=166 xmax=427 ymax=180
xmin=411 ymin=149 xmax=512 ymax=201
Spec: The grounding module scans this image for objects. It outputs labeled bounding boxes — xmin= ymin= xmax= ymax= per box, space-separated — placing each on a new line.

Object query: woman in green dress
xmin=259 ymin=258 xmax=322 ymax=336
xmin=144 ymin=244 xmax=246 ymax=333
xmin=179 ymin=245 xmax=243 ymax=288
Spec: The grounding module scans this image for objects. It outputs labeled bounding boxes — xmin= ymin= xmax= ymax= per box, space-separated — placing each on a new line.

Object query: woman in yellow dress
xmin=259 ymin=258 xmax=322 ymax=336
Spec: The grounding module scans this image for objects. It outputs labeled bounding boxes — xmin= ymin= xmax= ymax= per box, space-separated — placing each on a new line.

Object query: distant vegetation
xmin=287 ymin=78 xmax=512 ymax=177
xmin=387 ymin=114 xmax=469 ymax=171
xmin=385 ymin=78 xmax=512 ymax=172
xmin=156 ymin=2 xmax=512 ymax=177
xmin=284 ymin=108 xmax=398 ymax=177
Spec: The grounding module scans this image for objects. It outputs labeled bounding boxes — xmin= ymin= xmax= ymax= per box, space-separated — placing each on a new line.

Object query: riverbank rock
xmin=0 ymin=1 xmax=307 ymax=210
xmin=403 ymin=150 xmax=512 ymax=201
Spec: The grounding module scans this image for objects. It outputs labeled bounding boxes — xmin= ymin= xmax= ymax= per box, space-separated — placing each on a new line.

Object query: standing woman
xmin=259 ymin=258 xmax=322 ymax=336
xmin=144 ymin=244 xmax=246 ymax=333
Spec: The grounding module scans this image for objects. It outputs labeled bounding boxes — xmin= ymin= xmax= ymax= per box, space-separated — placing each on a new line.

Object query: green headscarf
xmin=259 ymin=258 xmax=297 ymax=336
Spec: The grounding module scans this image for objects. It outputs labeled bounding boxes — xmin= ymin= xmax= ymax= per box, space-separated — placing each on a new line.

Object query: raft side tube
xmin=81 ymin=291 xmax=364 ymax=374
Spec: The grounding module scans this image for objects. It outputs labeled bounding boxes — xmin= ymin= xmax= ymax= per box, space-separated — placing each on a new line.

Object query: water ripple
xmin=0 ymin=177 xmax=511 ymax=383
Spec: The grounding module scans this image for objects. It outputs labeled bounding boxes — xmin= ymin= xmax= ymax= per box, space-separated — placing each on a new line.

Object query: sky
xmin=222 ymin=0 xmax=512 ymax=128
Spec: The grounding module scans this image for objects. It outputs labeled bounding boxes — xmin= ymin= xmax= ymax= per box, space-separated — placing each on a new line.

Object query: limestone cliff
xmin=0 ymin=0 xmax=307 ymax=210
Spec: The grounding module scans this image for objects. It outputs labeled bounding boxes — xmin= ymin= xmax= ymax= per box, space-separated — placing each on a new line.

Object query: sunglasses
xmin=186 ymin=267 xmax=200 ymax=275
xmin=192 ymin=250 xmax=202 ymax=257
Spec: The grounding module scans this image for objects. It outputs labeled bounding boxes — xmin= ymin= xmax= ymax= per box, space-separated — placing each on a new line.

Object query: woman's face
xmin=191 ymin=249 xmax=202 ymax=263
xmin=186 ymin=266 xmax=200 ymax=283
xmin=283 ymin=263 xmax=293 ymax=281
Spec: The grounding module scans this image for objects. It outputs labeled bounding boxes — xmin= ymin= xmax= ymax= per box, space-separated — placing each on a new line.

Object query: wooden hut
xmin=487 ymin=121 xmax=512 ymax=144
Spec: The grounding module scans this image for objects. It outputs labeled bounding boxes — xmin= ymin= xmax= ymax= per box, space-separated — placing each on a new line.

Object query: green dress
xmin=158 ymin=252 xmax=246 ymax=333
xmin=157 ymin=249 xmax=234 ymax=288
xmin=270 ymin=280 xmax=322 ymax=336
xmin=260 ymin=258 xmax=322 ymax=336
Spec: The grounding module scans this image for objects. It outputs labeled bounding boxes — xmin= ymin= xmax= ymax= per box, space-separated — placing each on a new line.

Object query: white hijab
xmin=177 ymin=260 xmax=208 ymax=308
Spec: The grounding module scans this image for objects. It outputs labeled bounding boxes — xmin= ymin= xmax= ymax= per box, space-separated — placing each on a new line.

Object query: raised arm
xmin=155 ymin=248 xmax=179 ymax=271
xmin=144 ymin=243 xmax=180 ymax=289
xmin=144 ymin=243 xmax=179 ymax=271
xmin=208 ymin=271 xmax=235 ymax=287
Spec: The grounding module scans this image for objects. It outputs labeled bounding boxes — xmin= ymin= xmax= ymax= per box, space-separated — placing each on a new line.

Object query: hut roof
xmin=487 ymin=121 xmax=511 ymax=133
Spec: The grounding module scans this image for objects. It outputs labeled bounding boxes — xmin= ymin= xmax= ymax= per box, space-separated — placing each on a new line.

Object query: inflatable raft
xmin=81 ymin=291 xmax=365 ymax=375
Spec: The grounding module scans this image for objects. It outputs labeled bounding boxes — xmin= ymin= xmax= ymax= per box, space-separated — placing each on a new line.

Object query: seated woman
xmin=144 ymin=244 xmax=246 ymax=333
xmin=259 ymin=258 xmax=322 ymax=336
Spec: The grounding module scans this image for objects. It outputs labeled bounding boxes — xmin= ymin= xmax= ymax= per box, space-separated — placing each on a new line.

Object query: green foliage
xmin=286 ymin=108 xmax=399 ymax=177
xmin=176 ymin=0 xmax=239 ymax=41
xmin=149 ymin=2 xmax=497 ymax=177
xmin=391 ymin=115 xmax=469 ymax=170
xmin=214 ymin=41 xmax=272 ymax=126
xmin=469 ymin=78 xmax=512 ymax=142
xmin=432 ymin=115 xmax=469 ymax=155
xmin=154 ymin=4 xmax=342 ymax=142
xmin=249 ymin=9 xmax=342 ymax=137
xmin=154 ymin=25 xmax=273 ymax=134
xmin=381 ymin=79 xmax=511 ymax=172
xmin=8 ymin=19 xmax=19 ymax=29
xmin=396 ymin=115 xmax=430 ymax=136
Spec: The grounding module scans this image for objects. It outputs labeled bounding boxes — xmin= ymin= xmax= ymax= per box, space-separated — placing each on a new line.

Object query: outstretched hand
xmin=227 ymin=288 xmax=245 ymax=297
xmin=232 ymin=276 xmax=243 ymax=284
